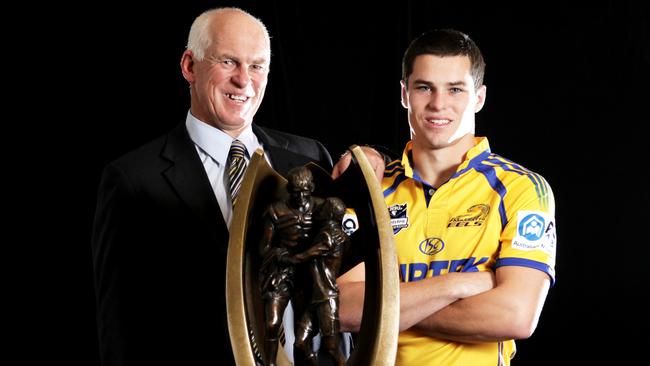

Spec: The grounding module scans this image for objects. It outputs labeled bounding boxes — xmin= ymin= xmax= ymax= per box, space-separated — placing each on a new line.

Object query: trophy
xmin=226 ymin=146 xmax=398 ymax=365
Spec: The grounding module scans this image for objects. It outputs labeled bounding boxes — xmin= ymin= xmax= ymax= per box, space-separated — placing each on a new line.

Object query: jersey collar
xmin=400 ymin=137 xmax=491 ymax=180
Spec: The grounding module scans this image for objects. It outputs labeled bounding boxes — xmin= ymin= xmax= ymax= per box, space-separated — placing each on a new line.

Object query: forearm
xmin=338 ymin=281 xmax=365 ymax=332
xmin=413 ymin=287 xmax=517 ymax=342
xmin=399 ymin=272 xmax=493 ymax=332
xmin=414 ymin=267 xmax=550 ymax=342
xmin=338 ymin=270 xmax=493 ymax=333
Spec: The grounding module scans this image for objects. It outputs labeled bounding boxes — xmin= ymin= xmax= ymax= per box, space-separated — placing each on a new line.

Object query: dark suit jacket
xmin=91 ymin=123 xmax=332 ymax=366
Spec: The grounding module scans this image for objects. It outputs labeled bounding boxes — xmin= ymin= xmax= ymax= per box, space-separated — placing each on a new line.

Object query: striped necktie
xmin=227 ymin=139 xmax=248 ymax=205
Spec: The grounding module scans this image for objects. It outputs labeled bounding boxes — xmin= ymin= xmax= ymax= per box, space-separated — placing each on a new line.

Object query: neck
xmin=411 ymin=135 xmax=475 ymax=188
xmin=190 ymin=104 xmax=249 ymax=138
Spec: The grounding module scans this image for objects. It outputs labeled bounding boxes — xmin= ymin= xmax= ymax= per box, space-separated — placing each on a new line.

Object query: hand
xmin=456 ymin=271 xmax=495 ymax=299
xmin=331 ymin=146 xmax=385 ymax=182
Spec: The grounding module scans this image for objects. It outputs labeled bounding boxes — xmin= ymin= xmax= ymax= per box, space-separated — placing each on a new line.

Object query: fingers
xmin=359 ymin=146 xmax=385 ymax=182
xmin=374 ymin=164 xmax=385 ymax=182
xmin=331 ymin=151 xmax=352 ymax=179
xmin=332 ymin=147 xmax=386 ymax=182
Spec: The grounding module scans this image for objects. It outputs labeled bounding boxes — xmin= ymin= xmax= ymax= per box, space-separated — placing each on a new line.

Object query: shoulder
xmin=257 ymin=125 xmax=327 ymax=150
xmin=484 ymin=153 xmax=554 ymax=211
xmin=383 ymin=158 xmax=406 ymax=178
xmin=112 ymin=135 xmax=166 ymax=167
xmin=313 ymin=196 xmax=326 ymax=207
xmin=255 ymin=124 xmax=332 ymax=170
xmin=267 ymin=201 xmax=288 ymax=220
xmin=482 ymin=153 xmax=550 ymax=187
xmin=104 ymin=124 xmax=189 ymax=180
xmin=105 ymin=138 xmax=165 ymax=183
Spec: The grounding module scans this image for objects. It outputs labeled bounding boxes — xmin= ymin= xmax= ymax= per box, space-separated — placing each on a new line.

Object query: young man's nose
xmin=427 ymin=92 xmax=445 ymax=110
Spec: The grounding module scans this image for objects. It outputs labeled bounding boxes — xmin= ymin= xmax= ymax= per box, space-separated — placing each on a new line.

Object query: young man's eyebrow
xmin=411 ymin=80 xmax=467 ymax=87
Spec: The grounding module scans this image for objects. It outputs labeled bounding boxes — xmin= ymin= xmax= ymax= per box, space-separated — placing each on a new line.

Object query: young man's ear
xmin=400 ymin=80 xmax=409 ymax=109
xmin=474 ymin=85 xmax=487 ymax=113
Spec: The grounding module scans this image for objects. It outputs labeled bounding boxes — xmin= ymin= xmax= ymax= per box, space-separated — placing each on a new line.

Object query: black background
xmin=32 ymin=1 xmax=649 ymax=365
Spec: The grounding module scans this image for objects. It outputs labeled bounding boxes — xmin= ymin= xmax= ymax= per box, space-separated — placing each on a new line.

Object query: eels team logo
xmin=419 ymin=237 xmax=445 ymax=255
xmin=388 ymin=203 xmax=409 ymax=234
xmin=447 ymin=204 xmax=490 ymax=227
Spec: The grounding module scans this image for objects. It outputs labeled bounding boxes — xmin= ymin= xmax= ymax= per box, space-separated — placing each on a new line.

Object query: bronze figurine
xmin=259 ymin=167 xmax=323 ymax=366
xmin=294 ymin=197 xmax=349 ymax=366
xmin=259 ymin=167 xmax=349 ymax=365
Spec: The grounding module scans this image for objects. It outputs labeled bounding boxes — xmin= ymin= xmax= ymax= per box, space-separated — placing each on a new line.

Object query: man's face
xmin=184 ymin=12 xmax=270 ymax=137
xmin=401 ymin=54 xmax=486 ymax=151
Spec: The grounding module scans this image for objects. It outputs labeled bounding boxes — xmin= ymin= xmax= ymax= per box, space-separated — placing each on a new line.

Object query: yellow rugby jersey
xmin=383 ymin=137 xmax=556 ymax=366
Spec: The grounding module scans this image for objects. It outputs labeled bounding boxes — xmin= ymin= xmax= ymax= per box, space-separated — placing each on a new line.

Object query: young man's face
xmin=401 ymin=54 xmax=486 ymax=151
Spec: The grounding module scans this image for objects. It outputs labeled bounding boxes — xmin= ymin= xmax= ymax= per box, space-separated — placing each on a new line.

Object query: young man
xmin=338 ymin=29 xmax=556 ymax=365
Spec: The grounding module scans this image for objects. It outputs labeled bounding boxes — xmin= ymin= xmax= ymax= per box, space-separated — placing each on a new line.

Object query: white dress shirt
xmin=185 ymin=111 xmax=266 ymax=227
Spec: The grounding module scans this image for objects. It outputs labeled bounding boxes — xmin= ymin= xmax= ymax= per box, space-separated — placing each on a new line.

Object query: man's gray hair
xmin=186 ymin=7 xmax=270 ymax=61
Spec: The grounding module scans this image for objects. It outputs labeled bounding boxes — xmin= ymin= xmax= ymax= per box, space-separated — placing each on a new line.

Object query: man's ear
xmin=474 ymin=85 xmax=487 ymax=113
xmin=400 ymin=80 xmax=408 ymax=109
xmin=180 ymin=50 xmax=196 ymax=83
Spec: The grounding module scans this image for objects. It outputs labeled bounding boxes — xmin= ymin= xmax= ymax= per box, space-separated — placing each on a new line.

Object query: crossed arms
xmin=337 ymin=263 xmax=550 ymax=342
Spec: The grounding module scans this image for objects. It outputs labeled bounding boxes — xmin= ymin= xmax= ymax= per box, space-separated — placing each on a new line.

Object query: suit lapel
xmin=161 ymin=124 xmax=228 ymax=236
xmin=254 ymin=124 xmax=283 ymax=166
xmin=253 ymin=124 xmax=295 ymax=175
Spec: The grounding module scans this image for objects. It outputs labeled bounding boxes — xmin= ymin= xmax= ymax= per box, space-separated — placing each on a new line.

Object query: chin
xmin=222 ymin=118 xmax=249 ymax=129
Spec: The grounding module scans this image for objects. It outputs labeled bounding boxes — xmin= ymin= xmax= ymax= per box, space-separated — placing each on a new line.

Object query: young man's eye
xmin=450 ymin=87 xmax=464 ymax=94
xmin=415 ymin=85 xmax=431 ymax=92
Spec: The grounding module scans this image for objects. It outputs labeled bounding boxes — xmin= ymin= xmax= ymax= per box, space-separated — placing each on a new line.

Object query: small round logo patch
xmin=518 ymin=213 xmax=545 ymax=241
xmin=419 ymin=237 xmax=445 ymax=255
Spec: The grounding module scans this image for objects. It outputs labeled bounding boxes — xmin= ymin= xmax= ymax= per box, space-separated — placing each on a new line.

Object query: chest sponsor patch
xmin=388 ymin=203 xmax=409 ymax=234
xmin=418 ymin=237 xmax=445 ymax=255
xmin=511 ymin=211 xmax=556 ymax=256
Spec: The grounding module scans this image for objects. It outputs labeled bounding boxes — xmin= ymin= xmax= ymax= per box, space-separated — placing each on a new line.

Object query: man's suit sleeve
xmin=91 ymin=163 xmax=138 ymax=365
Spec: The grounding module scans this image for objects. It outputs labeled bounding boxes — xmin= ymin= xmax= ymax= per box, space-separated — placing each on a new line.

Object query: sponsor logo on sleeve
xmin=342 ymin=209 xmax=359 ymax=236
xmin=511 ymin=211 xmax=556 ymax=256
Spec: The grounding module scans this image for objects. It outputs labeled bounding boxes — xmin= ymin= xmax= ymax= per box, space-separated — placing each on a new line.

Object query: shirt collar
xmin=465 ymin=136 xmax=490 ymax=161
xmin=185 ymin=111 xmax=259 ymax=165
xmin=400 ymin=136 xmax=491 ymax=179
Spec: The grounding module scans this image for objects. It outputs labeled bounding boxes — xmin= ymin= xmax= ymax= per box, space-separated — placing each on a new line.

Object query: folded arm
xmin=413 ymin=265 xmax=550 ymax=342
xmin=337 ymin=263 xmax=495 ymax=333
